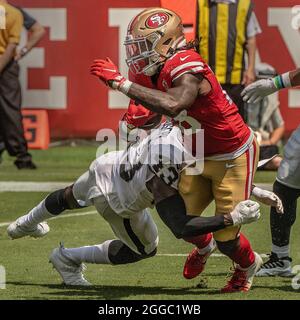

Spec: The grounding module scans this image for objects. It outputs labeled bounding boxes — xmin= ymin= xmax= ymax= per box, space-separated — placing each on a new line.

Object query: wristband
xmin=273 ymin=72 xmax=292 ymax=90
xmin=119 ymin=79 xmax=133 ymax=94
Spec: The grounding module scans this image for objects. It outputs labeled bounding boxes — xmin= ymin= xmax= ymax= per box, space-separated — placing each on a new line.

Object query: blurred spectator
xmin=196 ymin=0 xmax=261 ymax=121
xmin=14 ymin=6 xmax=45 ymax=61
xmin=0 ymin=2 xmax=45 ymax=168
xmin=247 ymin=64 xmax=285 ymax=171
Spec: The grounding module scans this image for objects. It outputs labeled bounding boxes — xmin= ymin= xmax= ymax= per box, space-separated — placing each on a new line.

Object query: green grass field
xmin=0 ymin=146 xmax=299 ymax=300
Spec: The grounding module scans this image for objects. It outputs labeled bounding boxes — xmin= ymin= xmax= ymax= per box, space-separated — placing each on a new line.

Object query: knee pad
xmin=108 ymin=240 xmax=157 ymax=265
xmin=45 ymin=185 xmax=81 ymax=215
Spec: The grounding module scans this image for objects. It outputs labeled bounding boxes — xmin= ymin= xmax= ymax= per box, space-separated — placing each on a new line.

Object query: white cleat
xmin=230 ymin=200 xmax=261 ymax=226
xmin=7 ymin=219 xmax=50 ymax=239
xmin=256 ymin=253 xmax=294 ymax=277
xmin=49 ymin=244 xmax=92 ymax=286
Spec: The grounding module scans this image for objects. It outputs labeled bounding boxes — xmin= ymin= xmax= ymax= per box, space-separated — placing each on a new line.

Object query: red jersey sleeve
xmin=163 ymin=50 xmax=206 ymax=84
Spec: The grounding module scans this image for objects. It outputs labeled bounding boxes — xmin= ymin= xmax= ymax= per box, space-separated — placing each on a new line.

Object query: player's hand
xmin=251 ymin=186 xmax=284 ymax=214
xmin=230 ymin=200 xmax=261 ymax=225
xmin=90 ymin=58 xmax=126 ymax=90
xmin=241 ymin=79 xmax=277 ymax=104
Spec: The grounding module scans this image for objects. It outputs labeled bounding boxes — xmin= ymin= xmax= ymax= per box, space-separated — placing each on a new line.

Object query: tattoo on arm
xmin=127 ymin=74 xmax=201 ymax=117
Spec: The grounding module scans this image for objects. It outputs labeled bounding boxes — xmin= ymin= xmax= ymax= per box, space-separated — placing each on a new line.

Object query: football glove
xmin=90 ymin=58 xmax=131 ymax=92
xmin=241 ymin=79 xmax=278 ymax=104
xmin=230 ymin=200 xmax=261 ymax=226
xmin=252 ymin=186 xmax=284 ymax=214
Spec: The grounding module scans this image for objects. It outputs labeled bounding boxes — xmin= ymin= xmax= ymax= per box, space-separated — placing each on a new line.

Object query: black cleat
xmin=14 ymin=159 xmax=37 ymax=170
xmin=256 ymin=252 xmax=293 ymax=277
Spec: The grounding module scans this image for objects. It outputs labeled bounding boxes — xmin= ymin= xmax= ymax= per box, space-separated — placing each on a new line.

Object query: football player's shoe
xmin=7 ymin=219 xmax=49 ymax=239
xmin=256 ymin=252 xmax=293 ymax=277
xmin=221 ymin=252 xmax=263 ymax=293
xmin=49 ymin=243 xmax=91 ymax=286
xmin=183 ymin=240 xmax=217 ymax=279
xmin=183 ymin=201 xmax=260 ymax=280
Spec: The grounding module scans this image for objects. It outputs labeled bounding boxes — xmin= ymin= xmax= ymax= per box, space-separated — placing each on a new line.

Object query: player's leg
xmin=257 ymin=184 xmax=300 ymax=277
xmin=50 ymin=199 xmax=158 ymax=286
xmin=7 ymin=168 xmax=96 ymax=239
xmin=96 ymin=201 xmax=159 ymax=261
xmin=212 ymin=139 xmax=262 ymax=292
xmin=179 ymin=170 xmax=216 ymax=279
xmin=257 ymin=126 xmax=300 ymax=276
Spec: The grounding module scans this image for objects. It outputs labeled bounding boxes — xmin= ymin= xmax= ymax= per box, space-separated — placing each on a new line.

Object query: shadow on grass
xmin=8 ymin=277 xmax=297 ymax=299
xmin=7 ymin=281 xmax=222 ymax=299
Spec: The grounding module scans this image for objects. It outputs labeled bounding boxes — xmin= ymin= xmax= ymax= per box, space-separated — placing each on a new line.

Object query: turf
xmin=0 ymin=147 xmax=299 ymax=300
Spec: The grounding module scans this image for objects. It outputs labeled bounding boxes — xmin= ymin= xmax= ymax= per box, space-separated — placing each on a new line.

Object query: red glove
xmin=90 ymin=58 xmax=127 ymax=90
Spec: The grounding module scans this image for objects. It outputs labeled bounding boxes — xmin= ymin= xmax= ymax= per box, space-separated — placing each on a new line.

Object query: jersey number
xmin=120 ymin=162 xmax=142 ymax=182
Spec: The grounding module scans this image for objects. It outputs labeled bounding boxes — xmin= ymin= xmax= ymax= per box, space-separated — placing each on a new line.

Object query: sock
xmin=217 ymin=233 xmax=255 ymax=269
xmin=272 ymin=244 xmax=290 ymax=259
xmin=184 ymin=233 xmax=214 ymax=254
xmin=64 ymin=240 xmax=113 ymax=264
xmin=19 ymin=200 xmax=54 ymax=228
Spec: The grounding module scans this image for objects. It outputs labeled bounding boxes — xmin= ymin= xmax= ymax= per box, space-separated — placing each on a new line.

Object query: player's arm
xmin=90 ymin=58 xmax=202 ymax=117
xmin=242 ymin=68 xmax=300 ymax=104
xmin=242 ymin=36 xmax=256 ymax=86
xmin=146 ymin=175 xmax=259 ymax=239
xmin=251 ymin=185 xmax=283 ymax=214
xmin=124 ymin=74 xmax=200 ymax=117
xmin=15 ymin=22 xmax=45 ymax=60
xmin=260 ymin=125 xmax=285 ymax=148
xmin=0 ymin=43 xmax=17 ymax=73
xmin=290 ymin=68 xmax=300 ymax=86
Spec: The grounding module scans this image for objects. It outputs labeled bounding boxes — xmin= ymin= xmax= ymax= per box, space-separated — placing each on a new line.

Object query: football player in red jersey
xmin=91 ymin=7 xmax=262 ymax=293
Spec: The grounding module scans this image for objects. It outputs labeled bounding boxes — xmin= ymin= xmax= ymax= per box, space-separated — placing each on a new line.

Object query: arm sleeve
xmin=156 ymin=194 xmax=226 ymax=239
xmin=171 ymin=62 xmax=205 ymax=82
xmin=18 ymin=7 xmax=37 ymax=30
xmin=168 ymin=51 xmax=206 ymax=83
xmin=247 ymin=12 xmax=262 ymax=38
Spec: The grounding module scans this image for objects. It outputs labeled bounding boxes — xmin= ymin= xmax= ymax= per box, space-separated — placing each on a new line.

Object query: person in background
xmin=242 ymin=67 xmax=300 ymax=277
xmin=196 ymin=0 xmax=261 ymax=121
xmin=13 ymin=6 xmax=45 ymax=61
xmin=0 ymin=2 xmax=45 ymax=168
xmin=247 ymin=65 xmax=284 ymax=171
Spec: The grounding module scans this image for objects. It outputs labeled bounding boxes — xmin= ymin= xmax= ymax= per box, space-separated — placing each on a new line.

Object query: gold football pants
xmin=179 ymin=139 xmax=259 ymax=242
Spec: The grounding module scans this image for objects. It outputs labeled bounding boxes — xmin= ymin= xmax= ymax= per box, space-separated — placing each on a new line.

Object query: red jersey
xmin=128 ymin=49 xmax=252 ymax=158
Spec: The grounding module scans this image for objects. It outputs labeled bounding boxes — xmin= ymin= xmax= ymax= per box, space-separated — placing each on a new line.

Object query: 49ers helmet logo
xmin=146 ymin=12 xmax=169 ymax=29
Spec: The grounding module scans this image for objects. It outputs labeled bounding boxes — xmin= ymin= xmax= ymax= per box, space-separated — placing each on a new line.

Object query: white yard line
xmin=0 ymin=181 xmax=273 ymax=193
xmin=157 ymin=253 xmax=269 ymax=258
xmin=0 ymin=181 xmax=70 ymax=192
xmin=0 ymin=209 xmax=269 ymax=258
